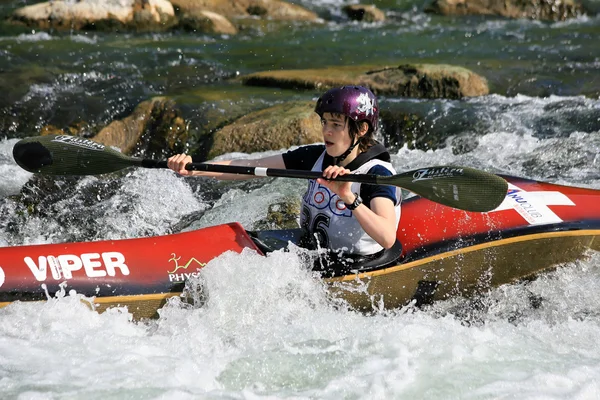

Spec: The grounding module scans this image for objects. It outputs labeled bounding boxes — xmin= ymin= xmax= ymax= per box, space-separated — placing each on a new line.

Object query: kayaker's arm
xmin=167 ymin=154 xmax=286 ymax=180
xmin=351 ymin=197 xmax=398 ymax=249
xmin=317 ymin=165 xmax=399 ymax=250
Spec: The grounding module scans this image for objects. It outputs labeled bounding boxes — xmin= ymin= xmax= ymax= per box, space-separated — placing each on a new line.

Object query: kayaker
xmin=168 ymin=86 xmax=401 ymax=273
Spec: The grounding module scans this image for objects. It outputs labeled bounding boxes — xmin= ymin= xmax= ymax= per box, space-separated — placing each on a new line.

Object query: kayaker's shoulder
xmin=282 ymin=144 xmax=325 ymax=170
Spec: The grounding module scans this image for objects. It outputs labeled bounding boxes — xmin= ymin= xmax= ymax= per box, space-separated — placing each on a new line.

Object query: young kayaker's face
xmin=320 ymin=112 xmax=353 ymax=158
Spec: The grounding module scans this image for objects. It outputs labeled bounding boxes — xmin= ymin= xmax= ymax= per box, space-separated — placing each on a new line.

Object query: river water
xmin=1 ymin=0 xmax=600 ymax=398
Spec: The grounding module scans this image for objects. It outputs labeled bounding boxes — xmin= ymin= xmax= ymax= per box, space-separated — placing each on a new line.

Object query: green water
xmin=0 ymin=0 xmax=598 ymax=143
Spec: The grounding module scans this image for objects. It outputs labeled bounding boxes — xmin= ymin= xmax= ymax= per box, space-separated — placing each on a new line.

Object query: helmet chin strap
xmin=335 ymin=137 xmax=360 ymax=166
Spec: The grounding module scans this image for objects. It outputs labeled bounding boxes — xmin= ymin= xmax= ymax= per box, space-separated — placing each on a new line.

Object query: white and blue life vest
xmin=300 ymin=151 xmax=402 ymax=256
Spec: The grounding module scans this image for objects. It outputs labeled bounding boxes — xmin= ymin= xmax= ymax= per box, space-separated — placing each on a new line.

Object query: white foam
xmin=1 ymin=249 xmax=599 ymax=398
xmin=0 ymin=138 xmax=33 ymax=197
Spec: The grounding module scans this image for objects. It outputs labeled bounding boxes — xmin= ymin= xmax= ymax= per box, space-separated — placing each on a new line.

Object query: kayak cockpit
xmin=246 ymin=229 xmax=403 ymax=277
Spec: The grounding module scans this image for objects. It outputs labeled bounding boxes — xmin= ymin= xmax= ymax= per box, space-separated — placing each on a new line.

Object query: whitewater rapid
xmin=1 ymin=94 xmax=600 ymax=398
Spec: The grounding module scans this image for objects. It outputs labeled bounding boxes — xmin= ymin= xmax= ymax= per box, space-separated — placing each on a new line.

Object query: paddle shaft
xmin=146 ymin=160 xmax=379 ymax=184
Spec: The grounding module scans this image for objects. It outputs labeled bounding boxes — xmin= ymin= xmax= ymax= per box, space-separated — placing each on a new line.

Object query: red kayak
xmin=1 ymin=175 xmax=599 ymax=319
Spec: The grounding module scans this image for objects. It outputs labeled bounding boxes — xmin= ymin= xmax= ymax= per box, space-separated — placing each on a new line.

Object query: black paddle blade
xmin=380 ymin=166 xmax=508 ymax=212
xmin=13 ymin=135 xmax=141 ymax=175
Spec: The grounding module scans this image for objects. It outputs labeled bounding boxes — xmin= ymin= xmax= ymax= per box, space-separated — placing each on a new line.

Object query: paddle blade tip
xmin=12 ymin=139 xmax=53 ymax=173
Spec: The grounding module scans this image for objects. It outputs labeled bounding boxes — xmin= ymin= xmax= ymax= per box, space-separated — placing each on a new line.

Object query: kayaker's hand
xmin=317 ymin=165 xmax=354 ymax=204
xmin=168 ymin=154 xmax=193 ymax=176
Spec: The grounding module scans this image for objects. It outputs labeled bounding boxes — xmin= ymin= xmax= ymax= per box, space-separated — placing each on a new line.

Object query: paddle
xmin=12 ymin=135 xmax=508 ymax=212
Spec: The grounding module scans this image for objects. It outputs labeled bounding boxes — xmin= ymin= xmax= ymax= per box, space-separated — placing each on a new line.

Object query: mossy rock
xmin=204 ymin=100 xmax=322 ymax=160
xmin=242 ymin=64 xmax=489 ymax=99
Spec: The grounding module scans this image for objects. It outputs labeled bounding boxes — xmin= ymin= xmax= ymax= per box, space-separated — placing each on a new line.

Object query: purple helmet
xmin=315 ymin=86 xmax=379 ymax=132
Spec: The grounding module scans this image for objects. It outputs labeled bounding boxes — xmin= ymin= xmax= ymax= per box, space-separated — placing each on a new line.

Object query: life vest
xmin=300 ymin=150 xmax=402 ymax=256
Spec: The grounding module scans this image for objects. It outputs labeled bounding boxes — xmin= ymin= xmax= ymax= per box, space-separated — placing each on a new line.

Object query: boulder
xmin=253 ymin=198 xmax=301 ymax=230
xmin=242 ymin=64 xmax=489 ymax=99
xmin=10 ymin=0 xmax=176 ymax=31
xmin=425 ymin=0 xmax=586 ymax=21
xmin=170 ymin=0 xmax=319 ymax=21
xmin=178 ymin=9 xmax=238 ymax=34
xmin=92 ymin=97 xmax=188 ymax=158
xmin=343 ymin=4 xmax=386 ymax=22
xmin=204 ymin=100 xmax=322 ymax=160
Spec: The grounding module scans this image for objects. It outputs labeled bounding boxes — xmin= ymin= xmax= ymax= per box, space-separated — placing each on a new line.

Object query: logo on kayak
xmin=168 ymin=253 xmax=206 ymax=282
xmin=0 ymin=266 xmax=4 ymax=289
xmin=24 ymin=252 xmax=130 ymax=281
xmin=52 ymin=135 xmax=105 ymax=151
xmin=493 ymin=183 xmax=575 ymax=225
xmin=412 ymin=167 xmax=464 ymax=182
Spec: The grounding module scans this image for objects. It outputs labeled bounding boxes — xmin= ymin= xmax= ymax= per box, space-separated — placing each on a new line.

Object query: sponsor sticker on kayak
xmin=167 ymin=253 xmax=206 ymax=282
xmin=24 ymin=252 xmax=130 ymax=281
xmin=494 ymin=183 xmax=575 ymax=225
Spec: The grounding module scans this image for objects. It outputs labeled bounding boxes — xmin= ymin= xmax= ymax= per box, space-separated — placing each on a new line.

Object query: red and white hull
xmin=1 ymin=175 xmax=599 ymax=318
